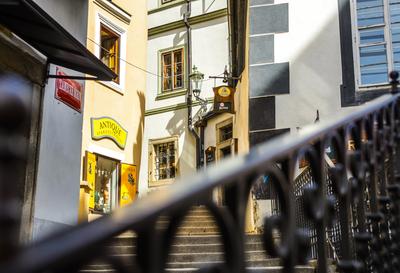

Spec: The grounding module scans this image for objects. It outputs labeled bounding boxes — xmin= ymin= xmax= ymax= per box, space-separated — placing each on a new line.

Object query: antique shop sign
xmin=55 ymin=67 xmax=83 ymax=112
xmin=91 ymin=117 xmax=128 ymax=149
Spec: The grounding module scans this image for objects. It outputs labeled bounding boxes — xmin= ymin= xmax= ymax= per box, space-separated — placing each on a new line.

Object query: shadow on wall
xmin=285 ymin=14 xmax=344 ymax=126
xmin=179 ymin=0 xmax=219 ymax=15
xmin=133 ymin=90 xmax=145 ymax=181
xmin=164 ymin=106 xmax=200 ymax=178
xmin=254 ymin=12 xmax=351 ymax=127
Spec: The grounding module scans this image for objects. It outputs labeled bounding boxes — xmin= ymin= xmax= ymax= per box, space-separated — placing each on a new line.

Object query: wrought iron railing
xmin=2 ymin=71 xmax=400 ymax=273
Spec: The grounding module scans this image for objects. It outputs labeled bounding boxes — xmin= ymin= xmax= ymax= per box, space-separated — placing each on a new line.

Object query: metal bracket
xmin=46 ymin=74 xmax=99 ymax=81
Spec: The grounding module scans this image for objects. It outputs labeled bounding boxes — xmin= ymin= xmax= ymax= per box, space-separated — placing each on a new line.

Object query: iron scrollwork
xmin=2 ymin=73 xmax=400 ymax=273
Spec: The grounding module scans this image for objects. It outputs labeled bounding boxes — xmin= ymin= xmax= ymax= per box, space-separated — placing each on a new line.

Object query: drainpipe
xmin=185 ymin=0 xmax=201 ymax=169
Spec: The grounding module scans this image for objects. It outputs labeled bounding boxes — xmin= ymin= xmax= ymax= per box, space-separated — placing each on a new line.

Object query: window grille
xmin=154 ymin=141 xmax=176 ymax=180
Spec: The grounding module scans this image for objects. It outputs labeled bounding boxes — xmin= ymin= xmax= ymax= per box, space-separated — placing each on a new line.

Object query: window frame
xmin=100 ymin=23 xmax=120 ymax=84
xmin=148 ymin=136 xmax=179 ymax=187
xmin=95 ymin=13 xmax=127 ymax=93
xmin=351 ymin=0 xmax=398 ymax=90
xmin=158 ymin=45 xmax=187 ymax=97
xmin=161 ymin=0 xmax=175 ymax=4
xmin=215 ymin=118 xmax=236 ymax=161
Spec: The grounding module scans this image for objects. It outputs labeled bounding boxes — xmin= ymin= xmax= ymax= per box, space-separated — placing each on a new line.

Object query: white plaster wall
xmin=139 ymin=107 xmax=201 ymax=195
xmin=34 ymin=0 xmax=88 ymax=44
xmin=147 ymin=29 xmax=188 ymax=109
xmin=149 ymin=4 xmax=187 ymax=28
xmin=146 ymin=17 xmax=228 ymax=110
xmin=148 ymin=0 xmax=227 ymax=29
xmin=141 ymin=0 xmax=229 ymax=196
xmin=203 ymin=112 xmax=234 ymax=150
xmin=33 ymin=65 xmax=84 ymax=239
xmin=191 ymin=17 xmax=229 ymax=98
xmin=32 ymin=0 xmax=87 ymax=239
xmin=274 ymin=0 xmax=344 ymax=130
xmin=148 ymin=0 xmax=158 ymax=11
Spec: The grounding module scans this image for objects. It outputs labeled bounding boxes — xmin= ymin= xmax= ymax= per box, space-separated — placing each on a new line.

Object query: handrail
xmin=1 ymin=72 xmax=400 ymax=273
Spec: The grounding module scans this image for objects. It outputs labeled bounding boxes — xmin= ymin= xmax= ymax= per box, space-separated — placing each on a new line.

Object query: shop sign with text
xmin=91 ymin=117 xmax=128 ymax=149
xmin=84 ymin=151 xmax=96 ymax=210
xmin=213 ymin=85 xmax=235 ymax=113
xmin=120 ymin=163 xmax=137 ymax=207
xmin=55 ymin=67 xmax=83 ymax=112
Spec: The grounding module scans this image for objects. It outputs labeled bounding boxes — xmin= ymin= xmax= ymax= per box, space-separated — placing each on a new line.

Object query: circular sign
xmin=218 ymin=87 xmax=231 ymax=97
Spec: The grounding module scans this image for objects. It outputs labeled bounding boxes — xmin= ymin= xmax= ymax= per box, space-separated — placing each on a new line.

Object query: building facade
xmin=0 ymin=0 xmax=116 ymax=241
xmin=79 ymin=0 xmax=147 ymax=222
xmin=139 ymin=0 xmax=230 ymax=194
xmin=224 ymin=0 xmax=399 ymax=231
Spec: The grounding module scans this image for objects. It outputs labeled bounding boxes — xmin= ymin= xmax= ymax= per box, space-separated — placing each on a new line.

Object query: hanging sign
xmin=119 ymin=163 xmax=137 ymax=207
xmin=84 ymin=151 xmax=97 ymax=210
xmin=91 ymin=117 xmax=128 ymax=149
xmin=205 ymin=146 xmax=216 ymax=165
xmin=213 ymin=85 xmax=235 ymax=113
xmin=55 ymin=67 xmax=83 ymax=112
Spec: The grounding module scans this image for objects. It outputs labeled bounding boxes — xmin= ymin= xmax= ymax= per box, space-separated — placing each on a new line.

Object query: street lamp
xmin=189 ymin=65 xmax=204 ymax=99
xmin=188 ymin=65 xmax=206 ymax=170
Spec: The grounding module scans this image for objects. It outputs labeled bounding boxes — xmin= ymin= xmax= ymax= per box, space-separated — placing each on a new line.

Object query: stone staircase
xmin=81 ymin=207 xmax=315 ymax=273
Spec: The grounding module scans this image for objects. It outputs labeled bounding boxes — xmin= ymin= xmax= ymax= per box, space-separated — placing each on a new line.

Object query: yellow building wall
xmin=232 ymin=3 xmax=249 ymax=156
xmin=231 ymin=6 xmax=253 ymax=232
xmin=79 ymin=0 xmax=147 ymax=222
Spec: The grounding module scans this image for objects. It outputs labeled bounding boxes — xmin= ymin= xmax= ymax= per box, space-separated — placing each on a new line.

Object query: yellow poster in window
xmin=85 ymin=151 xmax=96 ymax=209
xmin=120 ymin=163 xmax=137 ymax=207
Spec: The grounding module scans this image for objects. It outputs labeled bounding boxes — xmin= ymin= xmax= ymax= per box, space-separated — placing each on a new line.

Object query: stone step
xmin=80 ymin=265 xmax=314 ymax=273
xmin=180 ymin=216 xmax=216 ymax=221
xmin=157 ymin=220 xmax=219 ymax=229
xmin=152 ymin=226 xmax=220 ymax=235
xmin=167 ymin=251 xmax=268 ymax=263
xmin=112 ymin=234 xmax=267 ymax=246
xmin=83 ymin=255 xmax=278 ymax=269
xmin=105 ymin=242 xmax=266 ymax=255
xmin=165 ymin=259 xmax=282 ymax=269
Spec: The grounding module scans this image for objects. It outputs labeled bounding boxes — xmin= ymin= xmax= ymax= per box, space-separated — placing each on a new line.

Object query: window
xmin=216 ymin=119 xmax=236 ymax=161
xmin=148 ymin=136 xmax=179 ymax=186
xmin=161 ymin=48 xmax=184 ymax=92
xmin=353 ymin=0 xmax=400 ymax=87
xmin=161 ymin=0 xmax=175 ymax=4
xmin=219 ymin=124 xmax=233 ymax=143
xmin=100 ymin=24 xmax=120 ymax=83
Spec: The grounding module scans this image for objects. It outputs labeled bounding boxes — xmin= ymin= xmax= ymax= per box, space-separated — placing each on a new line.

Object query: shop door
xmin=217 ymin=139 xmax=237 ymax=205
xmin=93 ymin=155 xmax=119 ymax=214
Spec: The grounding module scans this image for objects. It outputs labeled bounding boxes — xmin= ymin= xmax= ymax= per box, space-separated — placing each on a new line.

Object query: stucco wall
xmin=141 ymin=0 xmax=229 ymax=194
xmin=80 ymin=0 xmax=147 ymax=210
xmin=148 ymin=0 xmax=227 ymax=28
xmin=139 ymin=107 xmax=199 ymax=195
xmin=34 ymin=0 xmax=88 ymax=44
xmin=274 ymin=0 xmax=344 ymax=130
xmin=32 ymin=0 xmax=88 ymax=240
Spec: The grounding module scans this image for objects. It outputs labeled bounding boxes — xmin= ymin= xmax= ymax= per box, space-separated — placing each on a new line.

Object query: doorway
xmin=215 ymin=118 xmax=236 ymax=206
xmin=93 ymin=155 xmax=119 ymax=214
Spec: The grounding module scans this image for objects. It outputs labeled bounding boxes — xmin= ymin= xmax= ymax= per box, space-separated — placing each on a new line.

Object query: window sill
xmin=149 ymin=178 xmax=175 ymax=187
xmin=148 ymin=0 xmax=186 ymax=14
xmin=357 ymin=83 xmax=391 ymax=92
xmin=156 ymin=89 xmax=187 ymax=100
xmin=98 ymin=80 xmax=125 ymax=95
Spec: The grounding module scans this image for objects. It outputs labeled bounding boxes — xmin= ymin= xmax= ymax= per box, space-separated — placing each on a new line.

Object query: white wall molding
xmin=94 ymin=0 xmax=131 ymax=24
xmin=87 ymin=143 xmax=126 ymax=161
